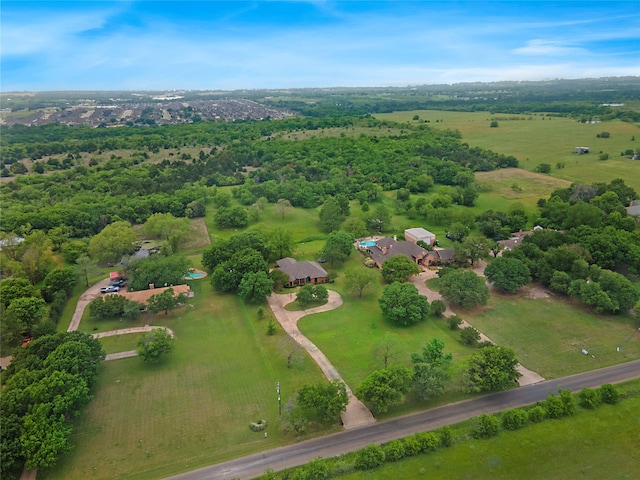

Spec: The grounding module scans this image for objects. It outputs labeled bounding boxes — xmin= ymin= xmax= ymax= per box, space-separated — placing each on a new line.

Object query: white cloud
xmin=512 ymin=39 xmax=585 ymax=56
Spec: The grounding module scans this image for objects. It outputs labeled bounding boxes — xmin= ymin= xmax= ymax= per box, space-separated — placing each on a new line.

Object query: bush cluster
xmin=262 ymin=385 xmax=625 ymax=479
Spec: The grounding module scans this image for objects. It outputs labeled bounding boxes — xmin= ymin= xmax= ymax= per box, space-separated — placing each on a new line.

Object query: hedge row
xmin=259 ymin=383 xmax=625 ymax=480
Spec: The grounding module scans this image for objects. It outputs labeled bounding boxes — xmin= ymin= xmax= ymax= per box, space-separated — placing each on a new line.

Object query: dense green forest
xmin=0 ymin=116 xmax=517 ymax=235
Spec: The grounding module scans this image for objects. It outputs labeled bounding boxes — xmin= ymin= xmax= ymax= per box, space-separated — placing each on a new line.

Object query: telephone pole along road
xmin=165 ymin=359 xmax=640 ymax=480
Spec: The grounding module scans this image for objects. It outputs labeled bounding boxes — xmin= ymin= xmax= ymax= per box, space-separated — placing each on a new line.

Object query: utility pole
xmin=277 ymin=381 xmax=281 ymax=416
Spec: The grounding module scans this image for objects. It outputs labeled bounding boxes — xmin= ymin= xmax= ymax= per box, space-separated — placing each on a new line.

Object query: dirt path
xmin=409 ymin=270 xmax=545 ymax=386
xmin=267 ymin=291 xmax=376 ymax=429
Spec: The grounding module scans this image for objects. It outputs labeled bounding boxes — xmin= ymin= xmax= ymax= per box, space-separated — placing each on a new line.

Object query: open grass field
xmin=339 ymin=392 xmax=640 ymax=480
xmin=44 ymin=160 xmax=638 ymax=478
xmin=42 ymin=281 xmax=331 ymax=480
xmin=375 ymin=110 xmax=640 ymax=192
xmin=451 ymin=289 xmax=640 ymax=379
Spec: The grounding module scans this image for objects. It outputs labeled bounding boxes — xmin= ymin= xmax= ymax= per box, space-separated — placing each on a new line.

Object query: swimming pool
xmin=183 ymin=271 xmax=206 ymax=279
xmin=359 ymin=241 xmax=377 ymax=248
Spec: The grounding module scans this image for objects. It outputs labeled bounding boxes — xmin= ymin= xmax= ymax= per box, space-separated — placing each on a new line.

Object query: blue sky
xmin=1 ymin=1 xmax=639 ymax=92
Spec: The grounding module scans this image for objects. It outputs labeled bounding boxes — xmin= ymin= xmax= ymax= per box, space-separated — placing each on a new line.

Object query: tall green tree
xmin=381 ymin=255 xmax=420 ymax=283
xmin=320 ymin=230 xmax=355 ymax=266
xmin=357 ymin=365 xmax=413 ymax=414
xmin=143 ymin=212 xmax=192 ymax=251
xmin=265 ymin=227 xmax=294 ymax=261
xmin=128 ymin=254 xmax=190 ymax=291
xmin=137 ymin=328 xmax=174 ymax=362
xmin=484 ymin=257 xmax=531 ymax=293
xmin=318 ymin=196 xmax=343 ymax=233
xmin=75 ymin=255 xmax=99 ymax=288
xmin=238 ymin=271 xmax=273 ymax=303
xmin=378 ymin=282 xmax=430 ymax=326
xmin=41 ymin=267 xmax=77 ymax=302
xmin=88 ymin=221 xmax=136 ymax=264
xmin=464 ymin=346 xmax=522 ymax=392
xmin=439 ymin=269 xmax=489 ymax=308
xmin=147 ymin=288 xmax=186 ymax=315
xmin=2 ymin=297 xmax=48 ymax=345
xmin=345 ymin=268 xmax=377 ymax=298
xmin=297 ymin=380 xmax=348 ymax=424
xmin=0 ymin=278 xmax=35 ymax=308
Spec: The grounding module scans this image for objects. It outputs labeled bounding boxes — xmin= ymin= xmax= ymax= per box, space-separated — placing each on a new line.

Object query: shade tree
xmin=381 ymin=255 xmax=420 ymax=283
xmin=345 ymin=268 xmax=377 ymax=298
xmin=439 ymin=269 xmax=489 ymax=308
xmin=464 ymin=346 xmax=521 ymax=392
xmin=297 ymin=380 xmax=348 ymax=424
xmin=378 ymin=282 xmax=430 ymax=326
xmin=484 ymin=257 xmax=531 ymax=293
xmin=137 ymin=328 xmax=174 ymax=362
xmin=357 ymin=365 xmax=413 ymax=414
xmin=320 ymin=230 xmax=355 ymax=266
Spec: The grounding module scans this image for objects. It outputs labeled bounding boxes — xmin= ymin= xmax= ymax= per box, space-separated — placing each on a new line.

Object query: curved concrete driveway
xmin=409 ymin=270 xmax=545 ymax=385
xmin=166 ymin=359 xmax=640 ymax=480
xmin=67 ymin=278 xmax=113 ymax=332
xmin=267 ymin=291 xmax=376 ymax=429
xmin=93 ymin=326 xmax=176 ymax=360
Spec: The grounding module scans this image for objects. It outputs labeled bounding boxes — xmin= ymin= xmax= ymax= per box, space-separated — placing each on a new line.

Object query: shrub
xmin=460 ymin=326 xmax=480 ymax=345
xmin=383 ymin=440 xmax=406 ymax=462
xmin=355 ymin=444 xmax=385 ymax=470
xmin=600 ymin=384 xmax=620 ymax=404
xmin=431 ymin=300 xmax=446 ymax=317
xmin=267 ymin=319 xmax=277 ymax=336
xmin=474 ymin=414 xmax=499 ymax=438
xmin=578 ymin=388 xmax=602 ymax=409
xmin=501 ymin=408 xmax=528 ymax=430
xmin=545 ymin=394 xmax=565 ymax=418
xmin=559 ymin=388 xmax=577 ymax=416
xmin=535 ymin=163 xmax=551 ymax=174
xmin=402 ymin=435 xmax=421 ymax=457
xmin=438 ymin=425 xmax=453 ymax=447
xmin=527 ymin=405 xmax=545 ymax=423
xmin=415 ymin=431 xmax=439 ymax=452
xmin=447 ymin=315 xmax=463 ymax=330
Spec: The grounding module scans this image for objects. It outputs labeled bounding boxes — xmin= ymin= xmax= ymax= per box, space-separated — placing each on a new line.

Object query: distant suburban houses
xmin=275 ymin=258 xmax=329 ymax=287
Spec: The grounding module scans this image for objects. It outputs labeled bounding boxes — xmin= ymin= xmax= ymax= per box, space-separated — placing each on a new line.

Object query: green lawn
xmin=97 ymin=333 xmax=141 ymax=354
xmin=42 ymin=282 xmax=330 ymax=480
xmin=451 ymin=289 xmax=640 ymax=379
xmin=376 ymin=110 xmax=640 ymax=192
xmin=340 ymin=394 xmax=640 ymax=480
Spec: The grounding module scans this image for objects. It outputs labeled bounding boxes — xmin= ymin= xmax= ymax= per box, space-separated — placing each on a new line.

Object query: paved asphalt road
xmin=165 ymin=359 xmax=640 ymax=480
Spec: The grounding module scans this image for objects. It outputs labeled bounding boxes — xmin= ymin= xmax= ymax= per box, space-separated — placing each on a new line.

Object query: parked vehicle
xmin=100 ymin=285 xmax=120 ymax=294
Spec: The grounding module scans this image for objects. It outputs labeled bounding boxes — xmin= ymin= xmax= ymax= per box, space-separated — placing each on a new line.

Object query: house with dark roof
xmin=425 ymin=248 xmax=456 ymax=266
xmin=365 ymin=237 xmax=429 ymax=268
xmin=276 ymin=258 xmax=329 ymax=287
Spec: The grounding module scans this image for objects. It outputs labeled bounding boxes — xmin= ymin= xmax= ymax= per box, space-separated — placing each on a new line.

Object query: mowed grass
xmin=376 ymin=110 xmax=640 ymax=192
xmin=42 ymin=282 xmax=329 ymax=480
xmin=339 ymin=394 xmax=640 ymax=480
xmin=97 ymin=333 xmax=141 ymax=354
xmin=298 ymin=256 xmax=480 ymax=417
xmin=454 ymin=290 xmax=640 ymax=379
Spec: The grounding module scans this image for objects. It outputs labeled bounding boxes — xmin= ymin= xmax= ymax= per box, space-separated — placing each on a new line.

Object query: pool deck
xmin=183 ymin=268 xmax=208 ymax=280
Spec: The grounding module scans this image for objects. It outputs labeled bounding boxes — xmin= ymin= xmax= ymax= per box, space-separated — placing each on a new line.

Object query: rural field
xmin=38 ymin=119 xmax=639 ymax=479
xmin=338 ymin=391 xmax=640 ymax=480
xmin=376 ymin=110 xmax=640 ymax=192
xmin=44 ymin=282 xmax=332 ymax=480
